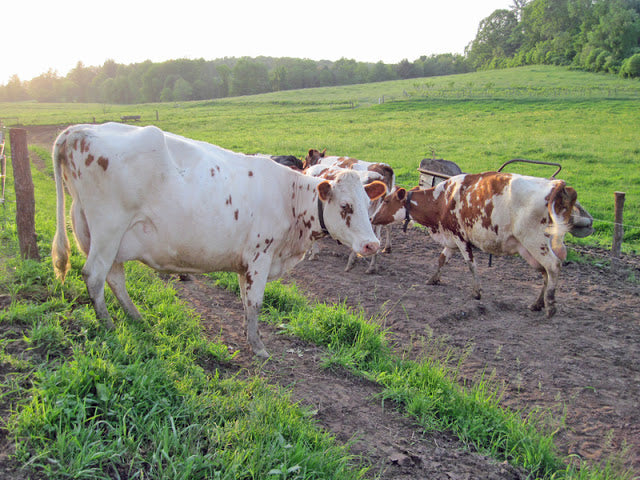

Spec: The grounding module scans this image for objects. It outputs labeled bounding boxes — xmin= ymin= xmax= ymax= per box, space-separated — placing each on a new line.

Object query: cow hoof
xmin=472 ymin=291 xmax=482 ymax=300
xmin=426 ymin=278 xmax=440 ymax=285
xmin=365 ymin=266 xmax=378 ymax=275
xmin=382 ymin=247 xmax=391 ymax=254
xmin=545 ymin=306 xmax=556 ymax=318
xmin=103 ymin=318 xmax=116 ymax=330
xmin=529 ymin=302 xmax=544 ymax=312
xmin=254 ymin=348 xmax=270 ymax=359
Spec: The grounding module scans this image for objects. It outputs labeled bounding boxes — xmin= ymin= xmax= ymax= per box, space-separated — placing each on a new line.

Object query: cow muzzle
xmin=357 ymin=240 xmax=380 ymax=257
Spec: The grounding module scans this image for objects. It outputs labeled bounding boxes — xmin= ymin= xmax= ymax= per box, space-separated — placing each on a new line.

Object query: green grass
xmin=2 ymin=65 xmax=638 ymax=252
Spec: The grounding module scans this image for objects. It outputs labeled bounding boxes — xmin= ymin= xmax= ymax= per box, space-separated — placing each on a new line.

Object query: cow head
xmin=371 ymin=186 xmax=409 ymax=226
xmin=317 ymin=170 xmax=386 ymax=256
xmin=569 ymin=201 xmax=594 ymax=238
xmin=304 ymin=148 xmax=326 ymax=169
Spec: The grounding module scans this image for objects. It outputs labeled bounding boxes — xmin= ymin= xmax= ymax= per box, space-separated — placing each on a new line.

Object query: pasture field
xmin=1 ymin=66 xmax=639 ymax=479
xmin=0 ymin=147 xmax=635 ymax=479
xmin=2 ymin=65 xmax=639 ymax=252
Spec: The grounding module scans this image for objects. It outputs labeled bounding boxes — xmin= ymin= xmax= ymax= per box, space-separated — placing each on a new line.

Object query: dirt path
xmin=20 ymin=125 xmax=640 ymax=477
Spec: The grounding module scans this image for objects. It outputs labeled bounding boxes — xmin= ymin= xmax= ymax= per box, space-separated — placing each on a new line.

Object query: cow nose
xmin=360 ymin=241 xmax=380 ymax=256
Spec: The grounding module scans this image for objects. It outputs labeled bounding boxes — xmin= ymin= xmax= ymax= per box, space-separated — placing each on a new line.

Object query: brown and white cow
xmin=304 ymin=148 xmax=395 ymax=273
xmin=51 ymin=123 xmax=386 ymax=358
xmin=371 ymin=172 xmax=578 ymax=317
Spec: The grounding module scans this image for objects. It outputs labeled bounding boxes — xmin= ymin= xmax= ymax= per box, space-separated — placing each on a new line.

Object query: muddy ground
xmin=2 ymin=125 xmax=639 ymax=479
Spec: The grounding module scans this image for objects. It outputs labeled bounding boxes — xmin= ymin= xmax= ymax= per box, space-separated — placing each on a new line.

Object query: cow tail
xmin=51 ymin=136 xmax=71 ymax=281
xmin=546 ymin=180 xmax=578 ymax=261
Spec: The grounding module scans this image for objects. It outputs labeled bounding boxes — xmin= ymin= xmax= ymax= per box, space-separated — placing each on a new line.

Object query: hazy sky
xmin=2 ymin=0 xmax=514 ymax=85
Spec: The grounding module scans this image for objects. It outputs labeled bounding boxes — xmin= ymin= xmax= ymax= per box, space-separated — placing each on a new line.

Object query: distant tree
xmin=620 ymin=52 xmax=640 ymax=76
xmin=396 ymin=59 xmax=419 ymax=78
xmin=1 ymin=75 xmax=30 ymax=101
xmin=67 ymin=61 xmax=96 ymax=102
xmin=466 ymin=9 xmax=520 ymax=68
xmin=27 ymin=70 xmax=62 ymax=102
xmin=173 ymin=77 xmax=193 ymax=100
xmin=217 ymin=64 xmax=231 ymax=97
xmin=333 ymin=58 xmax=359 ymax=84
xmin=369 ymin=61 xmax=396 ymax=82
xmin=102 ymin=59 xmax=119 ymax=78
xmin=272 ymin=66 xmax=288 ymax=91
xmin=231 ymin=58 xmax=269 ymax=96
xmin=587 ymin=0 xmax=640 ymax=60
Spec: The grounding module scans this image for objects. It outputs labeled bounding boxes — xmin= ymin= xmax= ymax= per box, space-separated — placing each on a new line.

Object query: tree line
xmin=0 ymin=54 xmax=469 ymax=104
xmin=465 ymin=0 xmax=640 ymax=76
xmin=2 ymin=0 xmax=639 ymax=104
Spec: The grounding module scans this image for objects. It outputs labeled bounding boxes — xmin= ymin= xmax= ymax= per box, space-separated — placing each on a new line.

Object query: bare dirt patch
xmin=5 ymin=124 xmax=638 ymax=478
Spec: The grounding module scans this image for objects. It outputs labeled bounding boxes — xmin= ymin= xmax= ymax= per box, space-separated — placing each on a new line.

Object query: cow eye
xmin=340 ymin=202 xmax=351 ymax=211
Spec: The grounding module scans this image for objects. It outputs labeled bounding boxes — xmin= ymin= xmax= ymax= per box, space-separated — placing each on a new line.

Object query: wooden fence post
xmin=9 ymin=128 xmax=40 ymax=261
xmin=611 ymin=191 xmax=625 ymax=271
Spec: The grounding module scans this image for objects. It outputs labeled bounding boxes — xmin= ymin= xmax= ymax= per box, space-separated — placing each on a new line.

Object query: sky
xmin=1 ymin=0 xmax=514 ymax=85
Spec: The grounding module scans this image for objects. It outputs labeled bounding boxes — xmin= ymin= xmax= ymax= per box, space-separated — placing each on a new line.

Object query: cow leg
xmin=82 ymin=260 xmax=116 ymax=329
xmin=381 ymin=225 xmax=392 ymax=254
xmin=518 ymin=245 xmax=561 ymax=317
xmin=427 ymin=246 xmax=455 ymax=286
xmin=543 ymin=266 xmax=559 ymax=317
xmin=530 ymin=267 xmax=547 ymax=312
xmin=238 ymin=269 xmax=269 ymax=359
xmin=457 ymin=242 xmax=481 ymax=299
xmin=70 ymin=201 xmax=90 ymax=255
xmin=365 ymin=224 xmax=383 ymax=273
xmin=365 ymin=251 xmax=378 ymax=274
xmin=106 ymin=262 xmax=142 ymax=320
xmin=71 ymin=203 xmax=118 ymax=328
xmin=345 ymin=250 xmax=358 ymax=272
xmin=306 ymin=242 xmax=320 ymax=261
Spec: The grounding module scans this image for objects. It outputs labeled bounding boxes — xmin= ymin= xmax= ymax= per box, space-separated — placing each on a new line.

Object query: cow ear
xmin=364 ymin=180 xmax=387 ymax=201
xmin=317 ymin=180 xmax=332 ymax=201
xmin=320 ymin=148 xmax=326 ymax=157
xmin=395 ymin=188 xmax=407 ymax=201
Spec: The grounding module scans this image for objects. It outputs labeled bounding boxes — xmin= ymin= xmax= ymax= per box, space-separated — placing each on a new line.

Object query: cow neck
xmin=295 ymin=175 xmax=329 ymax=241
xmin=403 ymin=189 xmax=415 ymax=233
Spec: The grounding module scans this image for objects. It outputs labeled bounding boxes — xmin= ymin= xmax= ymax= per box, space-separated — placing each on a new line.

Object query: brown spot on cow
xmin=226 ymin=195 xmax=232 ymax=205
xmin=57 ymin=140 xmax=68 ymax=167
xmin=210 ymin=168 xmax=216 ymax=177
xmin=263 ymin=238 xmax=274 ymax=253
xmin=97 ymin=157 xmax=109 ymax=171
xmin=85 ymin=154 xmax=95 ymax=167
xmin=336 ymin=157 xmax=358 ymax=169
xmin=248 ymin=171 xmax=254 ymax=177
xmin=340 ymin=203 xmax=354 ymax=227
xmin=234 ymin=210 xmax=239 ymax=220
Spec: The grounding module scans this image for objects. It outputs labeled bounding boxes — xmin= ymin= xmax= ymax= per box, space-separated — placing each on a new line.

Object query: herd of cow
xmin=51 ymin=122 xmax=593 ymax=358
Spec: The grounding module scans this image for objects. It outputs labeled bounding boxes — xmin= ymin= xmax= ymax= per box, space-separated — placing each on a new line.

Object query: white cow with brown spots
xmin=372 ymin=172 xmax=578 ymax=317
xmin=304 ymin=148 xmax=395 ymax=273
xmin=51 ymin=123 xmax=386 ymax=358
